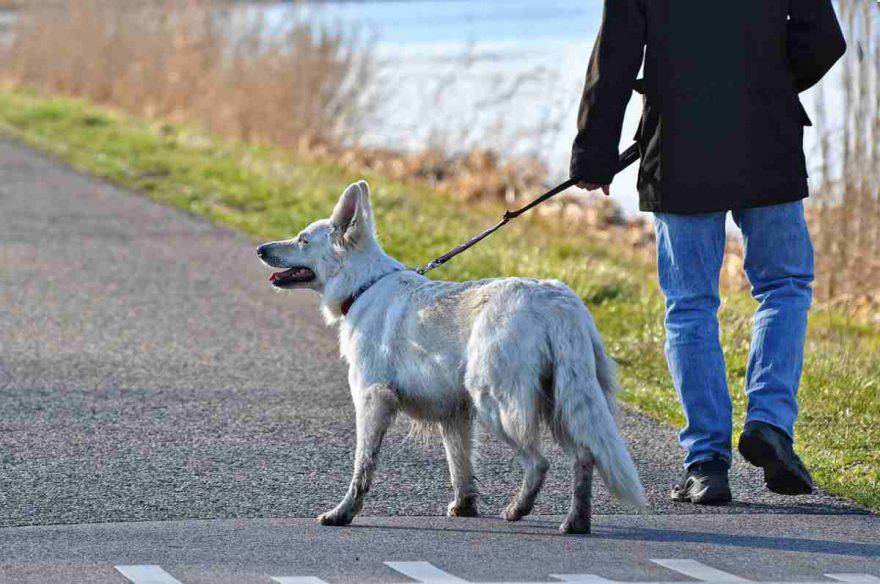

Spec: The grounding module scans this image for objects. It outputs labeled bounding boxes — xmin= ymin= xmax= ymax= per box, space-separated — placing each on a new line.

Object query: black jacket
xmin=570 ymin=0 xmax=846 ymax=214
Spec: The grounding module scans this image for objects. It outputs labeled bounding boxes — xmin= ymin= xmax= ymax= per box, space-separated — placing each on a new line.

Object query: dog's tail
xmin=550 ymin=312 xmax=647 ymax=509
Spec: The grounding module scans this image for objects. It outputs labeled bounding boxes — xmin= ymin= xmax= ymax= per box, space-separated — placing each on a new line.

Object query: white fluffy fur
xmin=258 ymin=181 xmax=646 ymax=534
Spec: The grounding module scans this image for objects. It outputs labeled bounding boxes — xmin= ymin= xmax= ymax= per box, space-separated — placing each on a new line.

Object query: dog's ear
xmin=330 ymin=180 xmax=375 ymax=247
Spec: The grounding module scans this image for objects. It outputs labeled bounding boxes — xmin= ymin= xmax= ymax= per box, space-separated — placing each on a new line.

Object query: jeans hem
xmin=683 ymin=452 xmax=732 ymax=470
xmin=744 ymin=416 xmax=794 ymax=441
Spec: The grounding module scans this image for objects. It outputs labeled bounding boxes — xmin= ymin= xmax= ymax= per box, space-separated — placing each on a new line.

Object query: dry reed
xmin=0 ymin=0 xmax=554 ymax=204
xmin=809 ymin=0 xmax=879 ymax=320
xmin=0 ymin=0 xmax=374 ymax=151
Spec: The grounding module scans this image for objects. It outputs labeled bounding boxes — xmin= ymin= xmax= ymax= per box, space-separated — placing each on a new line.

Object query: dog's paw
xmin=316 ymin=509 xmax=354 ymax=527
xmin=501 ymin=503 xmax=525 ymax=522
xmin=559 ymin=516 xmax=591 ymax=535
xmin=447 ymin=498 xmax=479 ymax=518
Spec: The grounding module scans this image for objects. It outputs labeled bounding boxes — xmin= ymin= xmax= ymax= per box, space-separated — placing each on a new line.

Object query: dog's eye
xmin=298 ymin=236 xmax=309 ymax=247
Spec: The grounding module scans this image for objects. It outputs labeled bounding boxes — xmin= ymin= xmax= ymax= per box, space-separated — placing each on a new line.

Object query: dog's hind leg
xmin=466 ymin=383 xmax=547 ymax=521
xmin=317 ymin=384 xmax=398 ymax=527
xmin=560 ymin=453 xmax=595 ymax=534
xmin=501 ymin=437 xmax=549 ymax=522
xmin=441 ymin=415 xmax=479 ymax=517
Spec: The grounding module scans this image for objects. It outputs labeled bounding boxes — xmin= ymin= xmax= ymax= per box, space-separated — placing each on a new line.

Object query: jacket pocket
xmin=761 ymin=92 xmax=809 ymax=178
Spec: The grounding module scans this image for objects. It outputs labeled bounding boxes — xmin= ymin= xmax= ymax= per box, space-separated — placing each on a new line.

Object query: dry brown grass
xmin=809 ymin=0 xmax=880 ymax=321
xmin=0 ymin=0 xmax=373 ymax=152
xmin=0 ymin=0 xmax=553 ymax=204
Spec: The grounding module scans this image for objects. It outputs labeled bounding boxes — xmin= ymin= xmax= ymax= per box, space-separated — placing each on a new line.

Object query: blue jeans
xmin=653 ymin=201 xmax=814 ymax=468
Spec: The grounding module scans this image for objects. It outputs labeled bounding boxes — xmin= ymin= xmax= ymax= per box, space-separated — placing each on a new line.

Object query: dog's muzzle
xmin=257 ymin=244 xmax=317 ymax=288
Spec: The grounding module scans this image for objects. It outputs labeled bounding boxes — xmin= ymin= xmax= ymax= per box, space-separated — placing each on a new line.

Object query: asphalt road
xmin=0 ymin=139 xmax=875 ymax=583
xmin=1 ymin=514 xmax=879 ymax=584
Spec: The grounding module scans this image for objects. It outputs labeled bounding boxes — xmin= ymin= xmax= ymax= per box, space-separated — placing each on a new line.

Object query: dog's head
xmin=257 ymin=180 xmax=378 ymax=293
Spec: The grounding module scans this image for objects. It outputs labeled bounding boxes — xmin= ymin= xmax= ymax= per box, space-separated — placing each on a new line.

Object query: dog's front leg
xmin=441 ymin=416 xmax=478 ymax=517
xmin=317 ymin=384 xmax=398 ymax=526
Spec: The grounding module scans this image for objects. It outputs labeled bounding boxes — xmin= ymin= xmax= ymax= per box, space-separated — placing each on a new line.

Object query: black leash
xmin=415 ymin=143 xmax=641 ymax=275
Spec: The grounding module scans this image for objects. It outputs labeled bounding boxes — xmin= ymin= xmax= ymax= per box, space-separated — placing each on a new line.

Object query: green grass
xmin=0 ymin=88 xmax=877 ymax=511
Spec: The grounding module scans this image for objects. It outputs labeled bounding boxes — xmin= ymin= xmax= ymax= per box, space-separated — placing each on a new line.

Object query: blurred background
xmin=0 ymin=0 xmax=876 ymax=312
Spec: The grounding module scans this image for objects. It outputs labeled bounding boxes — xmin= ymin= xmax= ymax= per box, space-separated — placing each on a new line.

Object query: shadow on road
xmin=597 ymin=526 xmax=880 ymax=558
xmin=349 ymin=507 xmax=878 ymax=559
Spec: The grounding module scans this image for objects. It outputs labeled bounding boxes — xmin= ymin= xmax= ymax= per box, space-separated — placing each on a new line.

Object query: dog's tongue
xmin=269 ymin=267 xmax=311 ymax=284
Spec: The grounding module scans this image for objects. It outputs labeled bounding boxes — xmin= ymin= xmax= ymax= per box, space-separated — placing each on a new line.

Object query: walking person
xmin=571 ymin=0 xmax=846 ymax=503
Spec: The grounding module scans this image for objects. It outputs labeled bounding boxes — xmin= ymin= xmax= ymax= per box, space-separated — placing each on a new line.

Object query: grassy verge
xmin=0 ymin=88 xmax=876 ymax=511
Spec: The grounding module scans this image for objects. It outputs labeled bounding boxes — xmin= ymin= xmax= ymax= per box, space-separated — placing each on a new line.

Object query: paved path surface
xmin=1 ymin=515 xmax=879 ymax=583
xmin=0 ymin=140 xmax=874 ymax=582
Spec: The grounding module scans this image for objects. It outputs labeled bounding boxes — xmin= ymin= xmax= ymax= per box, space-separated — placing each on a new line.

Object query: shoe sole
xmin=670 ymin=486 xmax=732 ymax=505
xmin=738 ymin=432 xmax=813 ymax=495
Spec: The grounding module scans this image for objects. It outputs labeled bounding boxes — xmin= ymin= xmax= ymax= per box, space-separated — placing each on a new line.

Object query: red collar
xmin=339 ymin=270 xmax=402 ymax=317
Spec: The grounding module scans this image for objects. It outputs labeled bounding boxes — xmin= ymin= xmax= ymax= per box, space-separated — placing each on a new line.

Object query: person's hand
xmin=576 ymin=182 xmax=610 ymax=196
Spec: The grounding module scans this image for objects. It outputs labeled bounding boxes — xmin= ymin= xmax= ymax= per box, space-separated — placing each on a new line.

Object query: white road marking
xmin=652 ymin=559 xmax=753 ymax=582
xmin=115 ymin=565 xmax=184 ymax=584
xmin=118 ymin=560 xmax=878 ymax=584
xmin=385 ymin=561 xmax=470 ymax=583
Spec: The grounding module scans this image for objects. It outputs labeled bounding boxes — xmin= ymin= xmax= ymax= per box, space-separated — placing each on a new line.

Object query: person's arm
xmin=787 ymin=0 xmax=847 ymax=93
xmin=570 ymin=0 xmax=645 ymax=189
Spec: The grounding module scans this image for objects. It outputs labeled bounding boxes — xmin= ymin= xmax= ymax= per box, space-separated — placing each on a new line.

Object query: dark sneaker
xmin=670 ymin=459 xmax=732 ymax=505
xmin=738 ymin=421 xmax=814 ymax=495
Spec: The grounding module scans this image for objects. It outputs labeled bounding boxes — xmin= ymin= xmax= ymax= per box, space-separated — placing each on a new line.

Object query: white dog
xmin=257 ymin=181 xmax=646 ymax=534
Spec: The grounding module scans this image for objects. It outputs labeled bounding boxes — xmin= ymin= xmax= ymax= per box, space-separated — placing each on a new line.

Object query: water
xmin=247 ymin=0 xmax=646 ymax=213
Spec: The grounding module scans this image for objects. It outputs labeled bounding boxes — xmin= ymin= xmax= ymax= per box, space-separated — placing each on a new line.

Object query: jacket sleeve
xmin=787 ymin=0 xmax=847 ymax=93
xmin=570 ymin=0 xmax=645 ymax=184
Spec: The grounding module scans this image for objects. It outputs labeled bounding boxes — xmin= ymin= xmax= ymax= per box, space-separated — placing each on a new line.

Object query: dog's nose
xmin=257 ymin=245 xmax=267 ymax=259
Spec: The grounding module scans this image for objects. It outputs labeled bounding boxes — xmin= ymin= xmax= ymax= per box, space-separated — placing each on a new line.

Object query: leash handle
xmin=416 ymin=143 xmax=641 ymax=275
